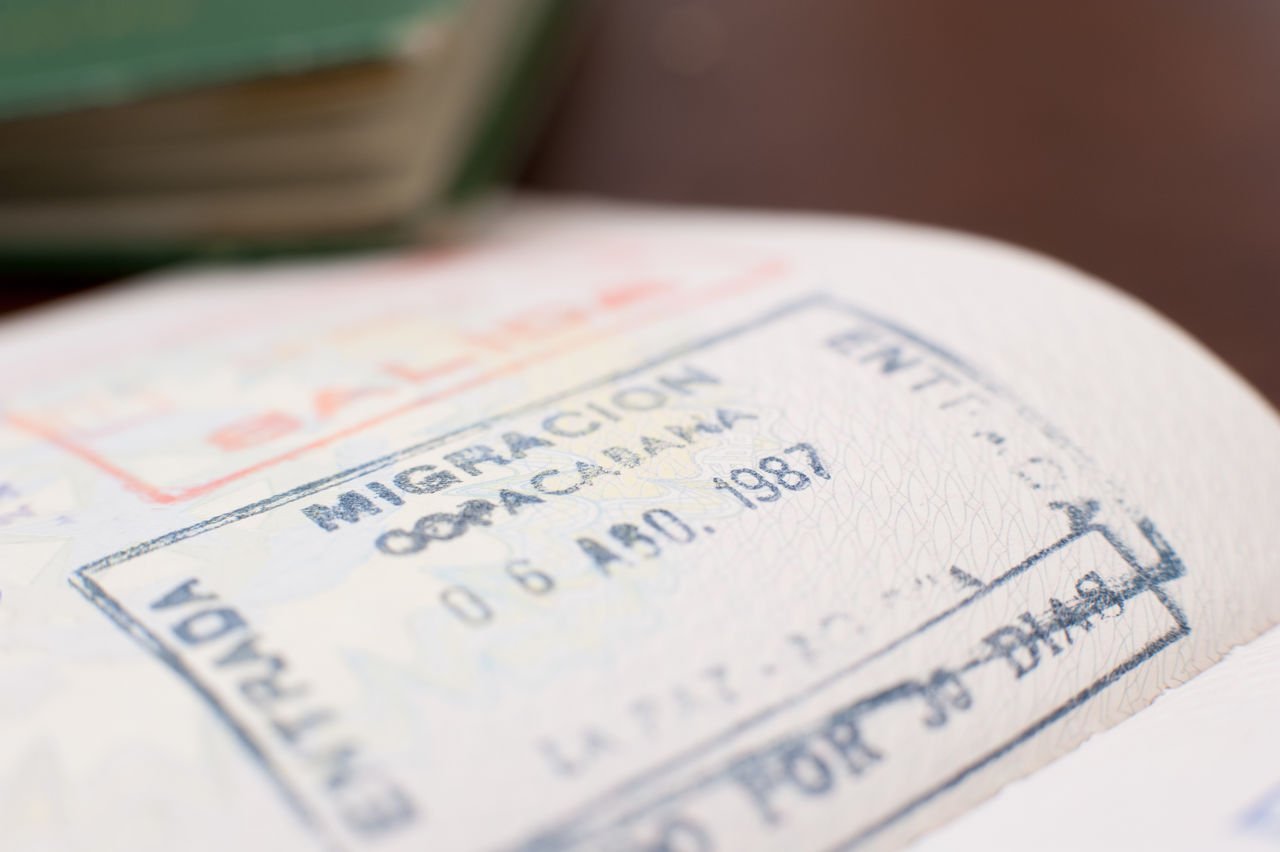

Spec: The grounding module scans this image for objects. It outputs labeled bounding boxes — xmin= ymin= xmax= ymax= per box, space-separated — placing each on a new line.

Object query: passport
xmin=0 ymin=0 xmax=567 ymax=257
xmin=2 ymin=199 xmax=1279 ymax=850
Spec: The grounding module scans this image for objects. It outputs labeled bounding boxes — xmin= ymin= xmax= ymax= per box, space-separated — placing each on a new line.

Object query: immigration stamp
xmin=69 ymin=295 xmax=1190 ymax=850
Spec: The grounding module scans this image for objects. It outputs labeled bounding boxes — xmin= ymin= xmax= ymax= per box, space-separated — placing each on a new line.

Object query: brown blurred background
xmin=6 ymin=0 xmax=1279 ymax=403
xmin=523 ymin=0 xmax=1280 ymax=404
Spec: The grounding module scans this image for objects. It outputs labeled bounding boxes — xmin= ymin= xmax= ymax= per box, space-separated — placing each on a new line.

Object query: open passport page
xmin=2 ymin=198 xmax=1279 ymax=851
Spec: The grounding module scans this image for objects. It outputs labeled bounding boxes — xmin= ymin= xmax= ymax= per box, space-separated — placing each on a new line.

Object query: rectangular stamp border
xmin=523 ymin=523 xmax=1187 ymax=851
xmin=68 ymin=294 xmax=1190 ymax=849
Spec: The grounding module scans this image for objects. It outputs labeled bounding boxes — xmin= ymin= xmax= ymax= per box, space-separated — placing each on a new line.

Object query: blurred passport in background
xmin=0 ymin=0 xmax=569 ymax=258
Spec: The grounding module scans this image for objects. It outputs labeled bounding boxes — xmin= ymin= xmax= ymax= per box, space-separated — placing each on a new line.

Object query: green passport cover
xmin=0 ymin=0 xmax=458 ymax=119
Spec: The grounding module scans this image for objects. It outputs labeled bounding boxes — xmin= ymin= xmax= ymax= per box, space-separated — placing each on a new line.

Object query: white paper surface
xmin=911 ymin=618 xmax=1280 ymax=851
xmin=2 ymin=197 xmax=1278 ymax=851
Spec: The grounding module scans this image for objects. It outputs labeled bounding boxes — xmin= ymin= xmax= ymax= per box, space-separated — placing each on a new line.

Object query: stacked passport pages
xmin=0 ymin=0 xmax=565 ymax=257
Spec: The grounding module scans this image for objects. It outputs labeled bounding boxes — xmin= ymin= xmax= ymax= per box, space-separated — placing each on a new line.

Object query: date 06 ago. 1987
xmin=439 ymin=442 xmax=830 ymax=628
